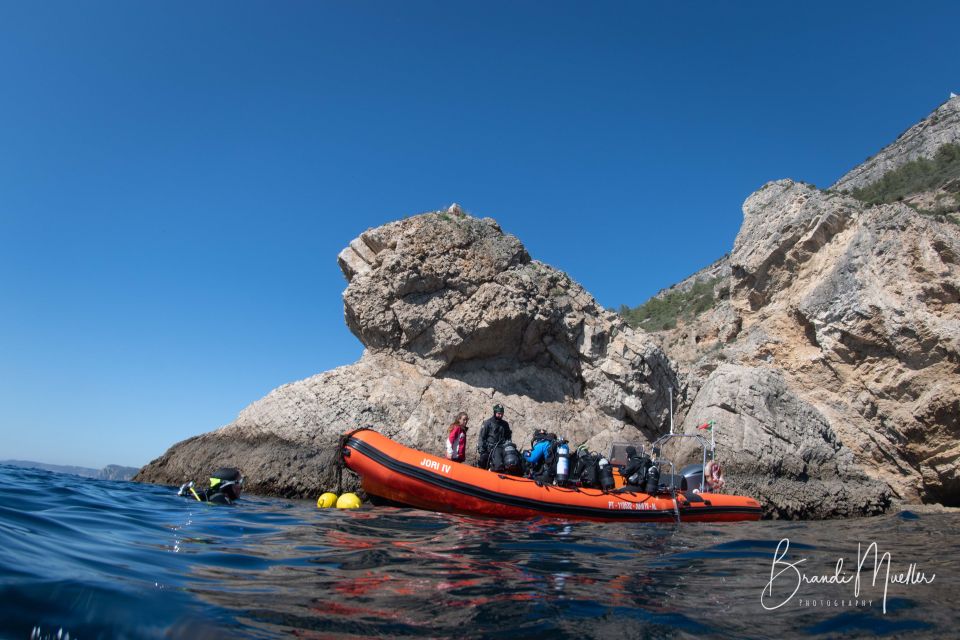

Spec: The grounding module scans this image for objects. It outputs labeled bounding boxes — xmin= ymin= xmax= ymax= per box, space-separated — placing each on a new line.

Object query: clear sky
xmin=1 ymin=1 xmax=957 ymax=468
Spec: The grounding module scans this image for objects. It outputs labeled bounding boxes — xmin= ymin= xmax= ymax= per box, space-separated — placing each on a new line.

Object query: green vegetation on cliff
xmin=849 ymin=143 xmax=960 ymax=212
xmin=619 ymin=277 xmax=720 ymax=331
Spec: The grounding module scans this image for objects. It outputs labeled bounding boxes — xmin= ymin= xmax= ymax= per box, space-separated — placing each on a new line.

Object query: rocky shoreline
xmin=136 ymin=97 xmax=960 ymax=519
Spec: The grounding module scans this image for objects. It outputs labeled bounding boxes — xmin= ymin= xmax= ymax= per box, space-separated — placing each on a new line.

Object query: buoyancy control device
xmin=502 ymin=441 xmax=522 ymax=476
xmin=598 ymin=456 xmax=616 ymax=491
xmin=622 ymin=450 xmax=651 ymax=486
xmin=576 ymin=450 xmax=600 ymax=488
xmin=541 ymin=434 xmax=559 ymax=483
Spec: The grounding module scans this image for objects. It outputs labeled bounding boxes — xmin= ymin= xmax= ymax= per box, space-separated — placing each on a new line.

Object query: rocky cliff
xmin=833 ymin=97 xmax=960 ymax=225
xmin=653 ymin=97 xmax=960 ymax=517
xmin=137 ymin=97 xmax=960 ymax=519
xmin=833 ymin=96 xmax=960 ymax=192
xmin=136 ymin=209 xmax=676 ymax=498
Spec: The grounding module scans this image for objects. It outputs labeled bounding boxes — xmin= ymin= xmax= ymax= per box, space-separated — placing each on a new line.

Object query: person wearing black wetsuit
xmin=178 ymin=467 xmax=244 ymax=505
xmin=477 ymin=404 xmax=512 ymax=470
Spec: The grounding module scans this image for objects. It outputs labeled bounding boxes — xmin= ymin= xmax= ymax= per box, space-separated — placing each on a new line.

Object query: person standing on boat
xmin=477 ymin=404 xmax=511 ymax=470
xmin=446 ymin=412 xmax=469 ymax=463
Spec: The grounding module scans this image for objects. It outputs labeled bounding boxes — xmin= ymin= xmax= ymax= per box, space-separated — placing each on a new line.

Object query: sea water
xmin=0 ymin=463 xmax=956 ymax=639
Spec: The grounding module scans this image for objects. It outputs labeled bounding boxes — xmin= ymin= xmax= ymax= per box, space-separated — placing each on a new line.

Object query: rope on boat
xmin=335 ymin=426 xmax=368 ymax=496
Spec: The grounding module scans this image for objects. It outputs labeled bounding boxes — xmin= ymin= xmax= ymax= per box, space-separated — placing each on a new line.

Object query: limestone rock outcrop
xmin=659 ymin=179 xmax=959 ymax=515
xmin=833 ymin=95 xmax=960 ymax=192
xmin=337 ymin=211 xmax=674 ymax=425
xmin=678 ymin=365 xmax=891 ymax=519
xmin=639 ymin=98 xmax=959 ymax=517
xmin=138 ymin=97 xmax=960 ymax=519
xmin=136 ymin=209 xmax=676 ymax=498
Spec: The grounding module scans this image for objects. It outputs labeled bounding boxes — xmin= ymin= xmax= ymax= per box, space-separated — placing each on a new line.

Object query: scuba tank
xmin=644 ymin=462 xmax=661 ymax=495
xmin=598 ymin=456 xmax=615 ymax=491
xmin=502 ymin=441 xmax=521 ymax=476
xmin=555 ymin=441 xmax=570 ymax=485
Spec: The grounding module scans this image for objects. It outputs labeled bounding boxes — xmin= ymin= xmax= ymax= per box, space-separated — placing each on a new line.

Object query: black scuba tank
xmin=598 ymin=456 xmax=615 ymax=491
xmin=644 ymin=463 xmax=661 ymax=494
xmin=502 ymin=441 xmax=521 ymax=475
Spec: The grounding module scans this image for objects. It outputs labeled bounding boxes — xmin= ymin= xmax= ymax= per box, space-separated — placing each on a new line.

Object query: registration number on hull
xmin=608 ymin=500 xmax=661 ymax=511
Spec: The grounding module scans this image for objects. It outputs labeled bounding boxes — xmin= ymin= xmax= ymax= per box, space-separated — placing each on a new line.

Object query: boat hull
xmin=342 ymin=429 xmax=761 ymax=522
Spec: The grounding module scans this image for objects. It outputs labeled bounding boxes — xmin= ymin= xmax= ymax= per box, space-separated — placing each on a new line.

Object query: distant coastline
xmin=1 ymin=459 xmax=138 ymax=481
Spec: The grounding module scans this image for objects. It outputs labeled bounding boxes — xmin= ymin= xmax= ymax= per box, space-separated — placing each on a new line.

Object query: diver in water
xmin=178 ymin=467 xmax=244 ymax=504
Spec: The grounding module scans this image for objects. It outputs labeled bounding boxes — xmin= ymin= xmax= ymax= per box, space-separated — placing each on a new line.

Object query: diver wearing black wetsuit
xmin=178 ymin=467 xmax=244 ymax=505
xmin=477 ymin=404 xmax=512 ymax=470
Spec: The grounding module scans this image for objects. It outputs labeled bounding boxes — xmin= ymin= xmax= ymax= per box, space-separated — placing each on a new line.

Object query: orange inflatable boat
xmin=341 ymin=429 xmax=761 ymax=522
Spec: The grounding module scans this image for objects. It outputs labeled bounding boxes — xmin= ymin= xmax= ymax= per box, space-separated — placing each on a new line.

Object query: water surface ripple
xmin=1 ymin=464 xmax=955 ymax=639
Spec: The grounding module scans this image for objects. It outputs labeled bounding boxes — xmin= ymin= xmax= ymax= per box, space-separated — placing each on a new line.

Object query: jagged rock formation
xmin=652 ymin=255 xmax=731 ymax=301
xmin=337 ymin=210 xmax=674 ymax=425
xmin=680 ymin=365 xmax=891 ymax=518
xmin=139 ymin=98 xmax=960 ymax=519
xmin=653 ymin=99 xmax=960 ymax=517
xmin=833 ymin=96 xmax=960 ymax=224
xmin=136 ymin=208 xmax=676 ymax=498
xmin=833 ymin=96 xmax=960 ymax=192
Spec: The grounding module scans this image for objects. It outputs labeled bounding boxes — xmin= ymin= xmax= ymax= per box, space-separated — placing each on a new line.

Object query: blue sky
xmin=1 ymin=1 xmax=957 ymax=468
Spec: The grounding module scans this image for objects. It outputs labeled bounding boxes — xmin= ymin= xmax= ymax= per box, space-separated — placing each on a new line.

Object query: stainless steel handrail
xmin=651 ymin=432 xmax=715 ymax=493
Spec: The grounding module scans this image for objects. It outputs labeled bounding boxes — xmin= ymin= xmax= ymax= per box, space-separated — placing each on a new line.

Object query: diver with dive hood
xmin=178 ymin=467 xmax=245 ymax=504
xmin=477 ymin=404 xmax=511 ymax=470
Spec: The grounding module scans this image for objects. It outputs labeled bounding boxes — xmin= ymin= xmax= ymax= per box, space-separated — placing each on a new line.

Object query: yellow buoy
xmin=316 ymin=492 xmax=338 ymax=508
xmin=336 ymin=492 xmax=361 ymax=509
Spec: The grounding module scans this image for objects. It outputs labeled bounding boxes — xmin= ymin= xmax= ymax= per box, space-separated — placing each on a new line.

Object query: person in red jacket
xmin=446 ymin=412 xmax=469 ymax=462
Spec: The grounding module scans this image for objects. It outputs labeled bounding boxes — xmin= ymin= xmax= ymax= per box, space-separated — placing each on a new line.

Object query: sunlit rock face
xmin=832 ymin=95 xmax=960 ymax=192
xmin=656 ymin=100 xmax=960 ymax=517
xmin=137 ymin=207 xmax=676 ymax=500
xmin=138 ymin=99 xmax=960 ymax=519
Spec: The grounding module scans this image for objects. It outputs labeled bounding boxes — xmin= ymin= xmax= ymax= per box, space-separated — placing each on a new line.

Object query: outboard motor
xmin=502 ymin=441 xmax=521 ymax=476
xmin=555 ymin=441 xmax=570 ymax=485
xmin=644 ymin=463 xmax=661 ymax=495
xmin=598 ymin=456 xmax=616 ymax=491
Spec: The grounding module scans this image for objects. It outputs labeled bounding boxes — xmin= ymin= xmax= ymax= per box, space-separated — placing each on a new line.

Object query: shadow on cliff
xmin=440 ymin=357 xmax=581 ymax=404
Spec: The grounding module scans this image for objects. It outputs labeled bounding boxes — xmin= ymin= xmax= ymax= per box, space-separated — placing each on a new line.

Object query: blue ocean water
xmin=0 ymin=463 xmax=956 ymax=640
